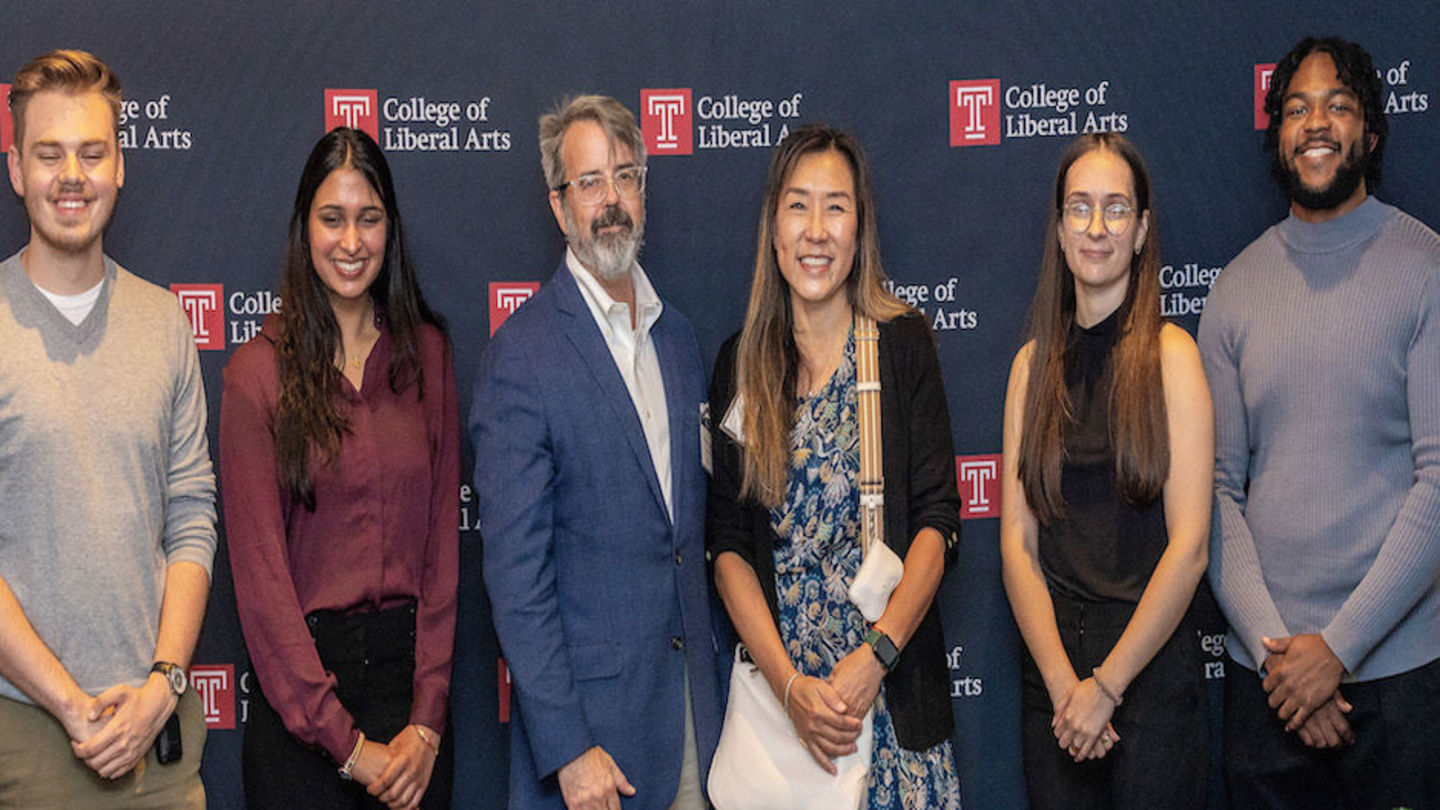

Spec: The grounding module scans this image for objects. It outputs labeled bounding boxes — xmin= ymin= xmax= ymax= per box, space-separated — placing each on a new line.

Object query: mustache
xmin=590 ymin=204 xmax=634 ymax=236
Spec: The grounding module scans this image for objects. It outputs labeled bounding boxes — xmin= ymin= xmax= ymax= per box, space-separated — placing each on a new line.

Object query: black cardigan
xmin=706 ymin=312 xmax=961 ymax=750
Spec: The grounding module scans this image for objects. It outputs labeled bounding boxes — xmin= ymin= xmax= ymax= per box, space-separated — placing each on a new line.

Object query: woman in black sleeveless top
xmin=1000 ymin=133 xmax=1214 ymax=809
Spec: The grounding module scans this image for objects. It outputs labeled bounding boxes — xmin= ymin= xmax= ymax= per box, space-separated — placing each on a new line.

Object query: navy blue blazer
xmin=470 ymin=263 xmax=723 ymax=809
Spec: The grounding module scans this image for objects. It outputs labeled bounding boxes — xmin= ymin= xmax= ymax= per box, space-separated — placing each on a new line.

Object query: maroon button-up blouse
xmin=220 ymin=314 xmax=459 ymax=762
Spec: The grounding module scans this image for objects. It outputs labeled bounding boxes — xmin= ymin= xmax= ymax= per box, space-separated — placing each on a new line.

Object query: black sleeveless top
xmin=1038 ymin=309 xmax=1167 ymax=603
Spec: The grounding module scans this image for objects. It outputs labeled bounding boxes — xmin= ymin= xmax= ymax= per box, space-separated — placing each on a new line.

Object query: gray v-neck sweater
xmin=0 ymin=250 xmax=216 ymax=702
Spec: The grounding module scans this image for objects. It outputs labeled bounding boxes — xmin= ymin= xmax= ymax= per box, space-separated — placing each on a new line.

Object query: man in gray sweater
xmin=1199 ymin=36 xmax=1440 ymax=808
xmin=0 ymin=50 xmax=216 ymax=806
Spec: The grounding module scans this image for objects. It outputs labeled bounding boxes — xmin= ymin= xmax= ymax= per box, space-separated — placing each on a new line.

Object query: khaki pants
xmin=0 ymin=690 xmax=205 ymax=809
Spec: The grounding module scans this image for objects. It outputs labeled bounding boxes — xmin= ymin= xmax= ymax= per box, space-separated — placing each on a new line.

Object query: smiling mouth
xmin=333 ymin=258 xmax=367 ymax=275
xmin=1297 ymin=141 xmax=1340 ymax=159
xmin=799 ymin=256 xmax=832 ymax=270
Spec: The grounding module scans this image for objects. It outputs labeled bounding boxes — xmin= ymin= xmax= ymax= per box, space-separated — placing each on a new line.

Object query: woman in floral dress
xmin=708 ymin=123 xmax=963 ymax=809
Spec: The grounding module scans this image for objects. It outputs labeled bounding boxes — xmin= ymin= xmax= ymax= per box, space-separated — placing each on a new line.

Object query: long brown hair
xmin=735 ymin=123 xmax=909 ymax=506
xmin=274 ymin=128 xmax=446 ymax=510
xmin=1017 ymin=133 xmax=1167 ymax=523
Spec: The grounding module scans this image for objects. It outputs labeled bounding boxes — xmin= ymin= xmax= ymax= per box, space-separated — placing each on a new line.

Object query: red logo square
xmin=950 ymin=80 xmax=1001 ymax=147
xmin=0 ymin=84 xmax=12 ymax=153
xmin=189 ymin=664 xmax=236 ymax=729
xmin=641 ymin=88 xmax=693 ymax=156
xmin=325 ymin=89 xmax=379 ymax=142
xmin=1254 ymin=63 xmax=1277 ymax=130
xmin=170 ymin=283 xmax=225 ymax=351
xmin=956 ymin=453 xmax=1002 ymax=519
xmin=489 ymin=282 xmax=539 ymax=336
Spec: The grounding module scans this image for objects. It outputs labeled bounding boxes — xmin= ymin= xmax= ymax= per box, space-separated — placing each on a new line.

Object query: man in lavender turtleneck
xmin=1199 ymin=36 xmax=1440 ymax=809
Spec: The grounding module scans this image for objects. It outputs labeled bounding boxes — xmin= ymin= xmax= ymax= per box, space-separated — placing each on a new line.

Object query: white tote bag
xmin=707 ymin=645 xmax=873 ymax=810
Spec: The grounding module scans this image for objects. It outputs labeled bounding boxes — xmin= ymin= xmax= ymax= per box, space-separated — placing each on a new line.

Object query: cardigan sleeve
xmin=705 ymin=334 xmax=781 ymax=621
xmin=705 ymin=335 xmax=757 ymax=567
xmin=891 ymin=314 xmax=962 ymax=568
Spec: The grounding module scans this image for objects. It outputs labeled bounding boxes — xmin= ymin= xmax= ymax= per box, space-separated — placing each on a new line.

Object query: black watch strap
xmin=151 ymin=661 xmax=187 ymax=697
xmin=864 ymin=628 xmax=899 ymax=671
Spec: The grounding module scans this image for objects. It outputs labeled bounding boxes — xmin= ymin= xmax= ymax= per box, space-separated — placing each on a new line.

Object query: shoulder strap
xmin=855 ymin=315 xmax=883 ymax=556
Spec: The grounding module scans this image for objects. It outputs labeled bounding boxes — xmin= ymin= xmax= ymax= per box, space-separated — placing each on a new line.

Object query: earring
xmin=1134 ymin=243 xmax=1142 ymax=255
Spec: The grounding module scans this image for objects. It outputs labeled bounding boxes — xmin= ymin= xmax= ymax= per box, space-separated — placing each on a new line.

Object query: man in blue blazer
xmin=470 ymin=95 xmax=722 ymax=809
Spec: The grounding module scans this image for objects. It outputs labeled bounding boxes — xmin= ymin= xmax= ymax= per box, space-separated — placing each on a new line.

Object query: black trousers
xmin=1224 ymin=654 xmax=1440 ymax=810
xmin=243 ymin=602 xmax=453 ymax=810
xmin=1021 ymin=592 xmax=1210 ymax=810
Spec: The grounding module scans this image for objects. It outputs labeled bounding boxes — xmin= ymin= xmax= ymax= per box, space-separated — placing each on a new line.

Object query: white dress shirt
xmin=566 ymin=248 xmax=673 ymax=520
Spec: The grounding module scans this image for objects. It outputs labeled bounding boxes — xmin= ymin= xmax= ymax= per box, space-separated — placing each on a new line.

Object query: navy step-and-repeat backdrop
xmin=4 ymin=3 xmax=1437 ymax=807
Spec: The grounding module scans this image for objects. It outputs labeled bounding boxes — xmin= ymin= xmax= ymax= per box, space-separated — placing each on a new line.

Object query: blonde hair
xmin=8 ymin=49 xmax=122 ymax=148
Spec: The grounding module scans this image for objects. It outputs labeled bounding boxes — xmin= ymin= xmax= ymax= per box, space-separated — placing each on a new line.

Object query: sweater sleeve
xmin=410 ymin=334 xmax=460 ymax=732
xmin=162 ymin=303 xmax=218 ymax=574
xmin=1321 ymin=267 xmax=1440 ymax=671
xmin=219 ymin=346 xmax=359 ymax=763
xmin=896 ymin=315 xmax=961 ymax=568
xmin=705 ymin=335 xmax=760 ymax=570
xmin=1198 ymin=277 xmax=1291 ymax=673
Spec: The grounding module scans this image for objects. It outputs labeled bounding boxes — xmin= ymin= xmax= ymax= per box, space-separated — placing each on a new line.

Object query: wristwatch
xmin=864 ymin=628 xmax=899 ymax=671
xmin=151 ymin=661 xmax=188 ymax=697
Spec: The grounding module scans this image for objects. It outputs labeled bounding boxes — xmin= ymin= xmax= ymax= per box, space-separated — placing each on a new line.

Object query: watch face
xmin=154 ymin=663 xmax=187 ymax=696
xmin=867 ymin=631 xmax=899 ymax=670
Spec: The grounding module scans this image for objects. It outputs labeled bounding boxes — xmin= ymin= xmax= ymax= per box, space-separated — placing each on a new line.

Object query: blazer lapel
xmin=552 ymin=265 xmax=670 ymax=522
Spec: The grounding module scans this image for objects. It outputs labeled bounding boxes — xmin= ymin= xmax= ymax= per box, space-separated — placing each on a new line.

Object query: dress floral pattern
xmin=770 ymin=333 xmax=962 ymax=810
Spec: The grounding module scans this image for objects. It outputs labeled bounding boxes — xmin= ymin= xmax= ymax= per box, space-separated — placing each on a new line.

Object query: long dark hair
xmin=273 ymin=127 xmax=446 ymax=510
xmin=735 ymin=123 xmax=909 ymax=506
xmin=1017 ymin=133 xmax=1166 ymax=524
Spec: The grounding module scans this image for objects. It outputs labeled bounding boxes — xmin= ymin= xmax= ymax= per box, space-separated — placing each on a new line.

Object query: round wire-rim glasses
xmin=1061 ymin=200 xmax=1136 ymax=236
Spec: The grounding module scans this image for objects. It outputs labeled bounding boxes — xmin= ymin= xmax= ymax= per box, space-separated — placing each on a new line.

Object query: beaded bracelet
xmin=1092 ymin=668 xmax=1124 ymax=706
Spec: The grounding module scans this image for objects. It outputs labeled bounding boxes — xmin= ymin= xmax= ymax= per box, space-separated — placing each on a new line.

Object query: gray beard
xmin=564 ymin=202 xmax=644 ymax=280
xmin=571 ymin=229 xmax=641 ymax=280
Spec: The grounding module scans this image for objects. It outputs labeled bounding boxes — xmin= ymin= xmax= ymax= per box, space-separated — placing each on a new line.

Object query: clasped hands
xmin=1050 ymin=674 xmax=1121 ymax=763
xmin=784 ymin=645 xmax=885 ymax=775
xmin=62 ymin=672 xmax=178 ymax=780
xmin=349 ymin=724 xmax=442 ymax=810
xmin=1261 ymin=633 xmax=1354 ymax=749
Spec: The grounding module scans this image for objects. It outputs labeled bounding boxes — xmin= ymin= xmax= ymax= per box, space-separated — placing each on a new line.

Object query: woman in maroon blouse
xmin=220 ymin=128 xmax=459 ymax=810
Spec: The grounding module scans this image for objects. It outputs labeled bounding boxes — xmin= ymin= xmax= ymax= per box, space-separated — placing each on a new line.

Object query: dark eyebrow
xmin=1285 ymin=87 xmax=1359 ymax=104
xmin=314 ymin=204 xmax=385 ymax=214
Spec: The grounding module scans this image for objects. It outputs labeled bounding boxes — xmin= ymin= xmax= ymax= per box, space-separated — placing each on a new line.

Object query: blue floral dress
xmin=770 ymin=334 xmax=962 ymax=810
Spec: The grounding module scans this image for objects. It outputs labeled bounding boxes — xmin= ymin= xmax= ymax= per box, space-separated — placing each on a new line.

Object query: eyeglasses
xmin=554 ymin=166 xmax=646 ymax=205
xmin=1061 ymin=200 xmax=1136 ymax=236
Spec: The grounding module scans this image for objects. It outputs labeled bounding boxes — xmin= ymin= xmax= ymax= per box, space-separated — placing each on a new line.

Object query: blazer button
xmin=674 ymin=550 xmax=683 ymax=566
xmin=671 ymin=636 xmax=684 ymax=650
